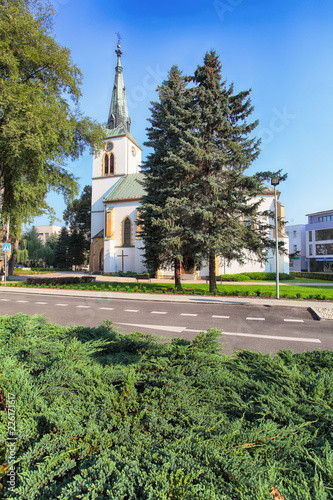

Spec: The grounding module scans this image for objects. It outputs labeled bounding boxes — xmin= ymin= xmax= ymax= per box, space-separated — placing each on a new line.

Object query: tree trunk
xmin=8 ymin=239 xmax=19 ymax=276
xmin=209 ymin=249 xmax=217 ymax=293
xmin=174 ymin=257 xmax=182 ymax=291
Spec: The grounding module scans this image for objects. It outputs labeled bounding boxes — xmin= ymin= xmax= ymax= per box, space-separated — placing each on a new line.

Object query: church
xmin=89 ymin=45 xmax=289 ymax=277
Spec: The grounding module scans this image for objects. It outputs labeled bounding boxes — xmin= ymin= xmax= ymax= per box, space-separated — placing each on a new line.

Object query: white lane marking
xmin=180 ymin=313 xmax=197 ymax=317
xmin=284 ymin=319 xmax=304 ymax=323
xmin=117 ymin=322 xmax=185 ymax=333
xmin=212 ymin=315 xmax=230 ymax=319
xmin=36 ymin=302 xmax=47 ymax=305
xmin=151 ymin=311 xmax=167 ymax=314
xmin=125 ymin=309 xmax=139 ymax=313
xmin=246 ymin=317 xmax=265 ymax=321
xmin=0 ymin=298 xmax=10 ymax=301
xmin=77 ymin=305 xmax=90 ymax=308
xmin=56 ymin=303 xmax=68 ymax=307
xmin=16 ymin=300 xmax=28 ymax=303
xmin=99 ymin=307 xmax=114 ymax=311
xmin=185 ymin=329 xmax=321 ymax=343
xmin=115 ymin=323 xmax=321 ymax=343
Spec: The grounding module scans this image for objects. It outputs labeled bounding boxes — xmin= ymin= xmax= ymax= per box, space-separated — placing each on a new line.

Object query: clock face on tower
xmin=131 ymin=146 xmax=136 ymax=157
xmin=106 ymin=142 xmax=114 ymax=152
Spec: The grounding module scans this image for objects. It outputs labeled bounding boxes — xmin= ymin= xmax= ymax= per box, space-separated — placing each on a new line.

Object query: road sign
xmin=2 ymin=243 xmax=11 ymax=252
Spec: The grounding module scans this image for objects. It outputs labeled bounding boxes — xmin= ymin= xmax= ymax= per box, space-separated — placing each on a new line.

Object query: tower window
xmin=110 ymin=153 xmax=114 ymax=174
xmin=104 ymin=155 xmax=109 ymax=175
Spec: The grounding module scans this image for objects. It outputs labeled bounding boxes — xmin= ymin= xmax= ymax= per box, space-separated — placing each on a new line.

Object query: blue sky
xmin=32 ymin=0 xmax=333 ymax=228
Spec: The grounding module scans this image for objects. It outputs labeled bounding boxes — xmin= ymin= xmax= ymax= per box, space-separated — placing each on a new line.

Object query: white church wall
xmin=127 ymin=141 xmax=142 ymax=174
xmin=102 ymin=201 xmax=144 ymax=273
xmin=91 ymin=211 xmax=104 ymax=239
xmin=134 ymin=239 xmax=146 ymax=273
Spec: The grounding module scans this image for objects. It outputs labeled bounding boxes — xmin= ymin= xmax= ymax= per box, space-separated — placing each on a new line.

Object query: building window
xmin=293 ymin=231 xmax=297 ymax=238
xmin=315 ymin=229 xmax=333 ymax=241
xmin=293 ymin=244 xmax=297 ymax=252
xmin=102 ymin=153 xmax=115 ymax=176
xmin=110 ymin=153 xmax=115 ymax=174
xmin=104 ymin=154 xmax=109 ymax=175
xmin=123 ymin=217 xmax=131 ymax=247
xmin=316 ymin=243 xmax=333 ymax=255
xmin=309 ymin=231 xmax=312 ymax=242
xmin=309 ymin=245 xmax=313 ymax=256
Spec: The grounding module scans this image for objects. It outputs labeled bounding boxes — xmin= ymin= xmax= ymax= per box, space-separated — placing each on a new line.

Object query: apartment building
xmin=306 ymin=209 xmax=333 ymax=273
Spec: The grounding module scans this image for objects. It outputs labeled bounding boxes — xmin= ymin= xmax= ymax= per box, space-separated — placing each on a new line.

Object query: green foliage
xmin=0 ymin=315 xmax=333 ymax=498
xmin=140 ymin=51 xmax=287 ymax=293
xmin=63 ymin=185 xmax=92 ymax=255
xmin=220 ymin=272 xmax=294 ymax=281
xmin=0 ymin=0 xmax=104 ymax=239
xmin=54 ymin=227 xmax=70 ymax=268
xmin=291 ymin=271 xmax=333 ymax=282
xmin=26 ymin=276 xmax=95 ymax=285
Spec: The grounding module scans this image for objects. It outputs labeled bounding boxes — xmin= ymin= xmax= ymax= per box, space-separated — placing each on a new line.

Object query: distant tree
xmin=25 ymin=228 xmax=45 ymax=266
xmin=63 ymin=185 xmax=91 ymax=254
xmin=16 ymin=240 xmax=28 ymax=266
xmin=68 ymin=229 xmax=86 ymax=267
xmin=45 ymin=232 xmax=59 ymax=251
xmin=54 ymin=227 xmax=70 ymax=268
xmin=0 ymin=0 xmax=105 ymax=274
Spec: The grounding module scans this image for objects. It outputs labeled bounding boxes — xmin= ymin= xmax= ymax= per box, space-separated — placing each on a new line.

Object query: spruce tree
xmin=68 ymin=229 xmax=86 ymax=267
xmin=54 ymin=227 xmax=70 ymax=269
xmin=189 ymin=51 xmax=281 ymax=292
xmin=139 ymin=66 xmax=201 ymax=290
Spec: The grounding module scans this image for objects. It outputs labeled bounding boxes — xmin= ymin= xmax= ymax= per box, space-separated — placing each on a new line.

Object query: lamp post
xmin=271 ymin=177 xmax=280 ymax=299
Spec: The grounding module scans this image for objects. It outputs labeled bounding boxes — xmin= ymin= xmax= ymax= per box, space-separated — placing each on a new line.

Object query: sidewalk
xmin=2 ymin=279 xmax=333 ymax=319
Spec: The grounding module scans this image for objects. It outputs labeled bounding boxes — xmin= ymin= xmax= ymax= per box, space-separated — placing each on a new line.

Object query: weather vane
xmin=116 ymin=32 xmax=122 ymax=45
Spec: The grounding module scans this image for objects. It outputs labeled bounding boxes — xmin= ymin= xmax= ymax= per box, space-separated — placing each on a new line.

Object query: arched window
xmin=104 ymin=155 xmax=109 ymax=175
xmin=123 ymin=217 xmax=131 ymax=247
xmin=110 ymin=153 xmax=114 ymax=174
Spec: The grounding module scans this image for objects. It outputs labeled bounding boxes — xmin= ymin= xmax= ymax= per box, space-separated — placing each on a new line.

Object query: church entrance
xmin=99 ymin=249 xmax=104 ymax=271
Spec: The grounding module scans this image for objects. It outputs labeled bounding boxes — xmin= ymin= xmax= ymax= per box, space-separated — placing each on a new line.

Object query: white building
xmin=285 ymin=224 xmax=306 ymax=271
xmin=33 ymin=225 xmax=62 ymax=245
xmin=306 ymin=209 xmax=333 ymax=273
xmin=90 ymin=45 xmax=289 ymax=277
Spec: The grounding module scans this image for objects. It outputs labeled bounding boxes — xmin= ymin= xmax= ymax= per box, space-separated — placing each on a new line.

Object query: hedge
xmin=290 ymin=271 xmax=333 ymax=281
xmin=220 ymin=272 xmax=294 ymax=281
xmin=26 ymin=276 xmax=96 ymax=285
xmin=0 ymin=314 xmax=332 ymax=499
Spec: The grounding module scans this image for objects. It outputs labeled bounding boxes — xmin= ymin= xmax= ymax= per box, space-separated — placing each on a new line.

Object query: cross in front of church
xmin=117 ymin=249 xmax=128 ymax=272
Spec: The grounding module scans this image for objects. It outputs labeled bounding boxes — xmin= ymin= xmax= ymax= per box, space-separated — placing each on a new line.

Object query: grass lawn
xmin=4 ymin=279 xmax=333 ymax=300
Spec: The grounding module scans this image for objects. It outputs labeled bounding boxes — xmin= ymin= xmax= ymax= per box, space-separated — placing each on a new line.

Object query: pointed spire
xmin=107 ymin=43 xmax=131 ymax=132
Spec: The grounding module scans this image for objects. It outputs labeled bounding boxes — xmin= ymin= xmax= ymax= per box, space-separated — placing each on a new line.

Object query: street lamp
xmin=271 ymin=177 xmax=280 ymax=299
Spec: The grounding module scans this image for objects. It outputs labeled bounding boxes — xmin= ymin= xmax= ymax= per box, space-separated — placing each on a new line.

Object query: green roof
xmin=104 ymin=173 xmax=145 ymax=202
xmin=105 ymin=126 xmax=141 ymax=150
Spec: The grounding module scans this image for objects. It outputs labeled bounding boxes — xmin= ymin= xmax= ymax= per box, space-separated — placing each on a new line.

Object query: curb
xmin=1 ymin=284 xmax=333 ymax=311
xmin=309 ymin=307 xmax=333 ymax=321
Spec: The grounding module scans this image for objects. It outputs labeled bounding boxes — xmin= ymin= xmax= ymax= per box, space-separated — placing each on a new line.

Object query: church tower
xmin=90 ymin=44 xmax=144 ymax=274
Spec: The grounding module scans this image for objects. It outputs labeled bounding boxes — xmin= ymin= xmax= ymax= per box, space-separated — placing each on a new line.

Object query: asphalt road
xmin=0 ymin=289 xmax=332 ymax=355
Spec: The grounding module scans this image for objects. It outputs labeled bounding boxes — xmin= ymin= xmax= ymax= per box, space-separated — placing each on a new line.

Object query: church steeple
xmin=107 ymin=43 xmax=131 ymax=132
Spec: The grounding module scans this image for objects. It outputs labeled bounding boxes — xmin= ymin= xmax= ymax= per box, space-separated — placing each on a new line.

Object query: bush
xmin=0 ymin=315 xmax=332 ymax=499
xmin=220 ymin=272 xmax=294 ymax=282
xmin=290 ymin=271 xmax=333 ymax=282
xmin=26 ymin=276 xmax=96 ymax=286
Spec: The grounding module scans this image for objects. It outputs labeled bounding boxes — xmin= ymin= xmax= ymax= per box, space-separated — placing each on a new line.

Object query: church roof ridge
xmin=105 ymin=126 xmax=142 ymax=150
xmin=104 ymin=173 xmax=145 ymax=202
